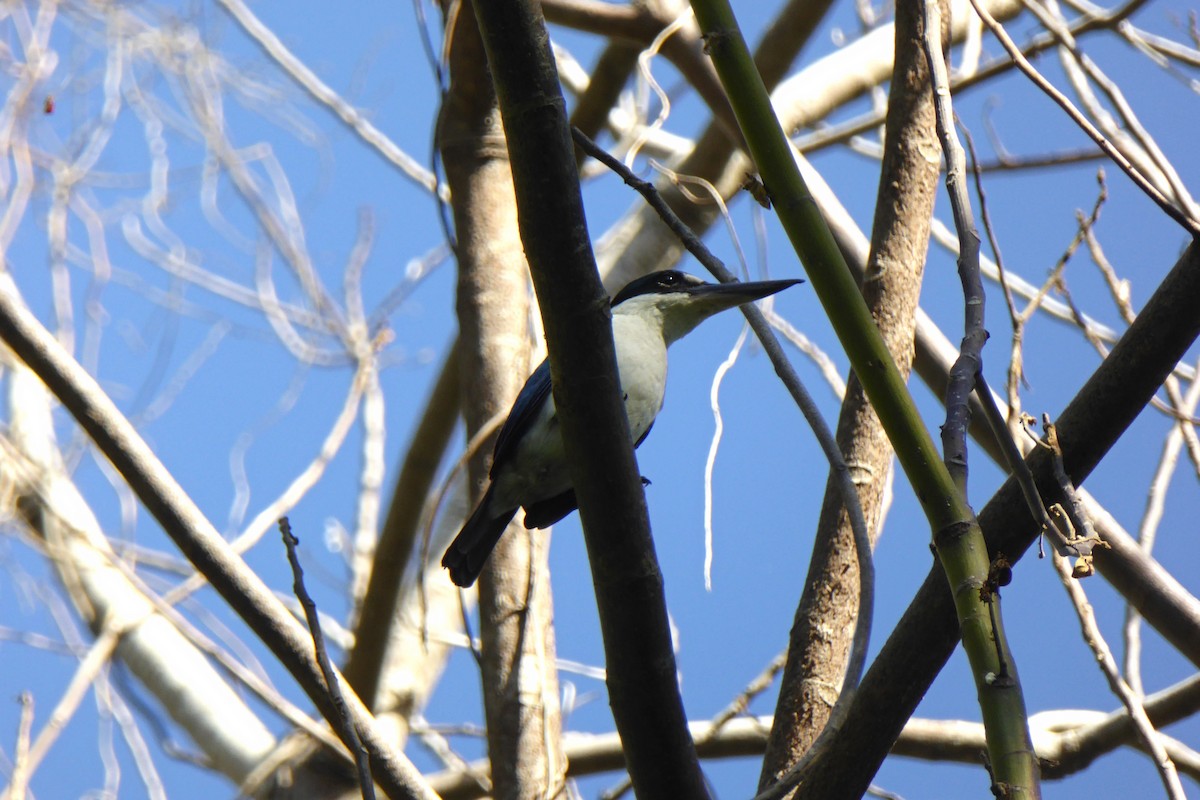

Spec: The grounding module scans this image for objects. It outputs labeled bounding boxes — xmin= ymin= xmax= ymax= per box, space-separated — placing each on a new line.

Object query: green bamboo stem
xmin=693 ymin=8 xmax=965 ymax=530
xmin=687 ymin=1 xmax=1038 ymax=796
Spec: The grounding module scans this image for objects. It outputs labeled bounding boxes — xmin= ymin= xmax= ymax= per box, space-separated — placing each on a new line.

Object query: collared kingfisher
xmin=443 ymin=270 xmax=802 ymax=586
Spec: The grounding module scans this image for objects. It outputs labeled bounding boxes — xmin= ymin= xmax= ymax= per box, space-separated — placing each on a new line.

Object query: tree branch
xmin=280 ymin=518 xmax=375 ymax=800
xmin=423 ymin=677 xmax=1200 ymax=798
xmin=760 ymin=0 xmax=943 ymax=786
xmin=0 ymin=273 xmax=436 ymax=800
xmin=796 ymin=239 xmax=1200 ymax=798
xmin=439 ymin=4 xmax=567 ymax=795
xmin=468 ymin=1 xmax=709 ymax=796
xmin=344 ymin=340 xmax=461 ymax=711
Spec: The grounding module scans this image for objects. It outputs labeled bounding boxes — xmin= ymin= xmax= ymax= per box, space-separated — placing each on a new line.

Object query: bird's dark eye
xmin=658 ymin=272 xmax=680 ymax=288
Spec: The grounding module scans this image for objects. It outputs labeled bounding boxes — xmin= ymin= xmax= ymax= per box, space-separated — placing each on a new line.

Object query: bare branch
xmin=1049 ymin=529 xmax=1185 ymax=798
xmin=0 ymin=274 xmax=436 ymax=799
xmin=423 ymin=687 xmax=1200 ymax=798
xmin=470 ymin=2 xmax=707 ymax=794
xmin=345 ymin=343 xmax=461 ymax=711
xmin=213 ymin=0 xmax=440 ymax=194
xmin=441 ymin=4 xmax=567 ymax=797
xmin=279 ymin=518 xmax=375 ymax=800
xmin=762 ymin=0 xmax=942 ymax=786
xmin=967 ymin=0 xmax=1200 ymax=235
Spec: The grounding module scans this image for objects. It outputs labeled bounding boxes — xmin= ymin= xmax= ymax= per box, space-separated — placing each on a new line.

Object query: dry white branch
xmin=1052 ymin=550 xmax=1186 ymax=798
xmin=6 ymin=693 xmax=34 ymax=800
xmin=214 ymin=0 xmax=440 ymax=195
xmin=967 ymin=0 xmax=1200 ymax=234
xmin=1 ymin=361 xmax=277 ymax=787
xmin=424 ymin=698 xmax=1200 ymax=798
xmin=594 ymin=0 xmax=1024 ymax=291
xmin=0 ymin=272 xmax=436 ymax=798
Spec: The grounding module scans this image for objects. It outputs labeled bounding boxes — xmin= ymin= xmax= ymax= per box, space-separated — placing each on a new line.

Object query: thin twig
xmin=410 ymin=713 xmax=493 ymax=794
xmin=214 ymin=0 xmax=440 ymax=194
xmin=697 ymin=651 xmax=788 ymax=745
xmin=922 ymin=0 xmax=988 ymax=498
xmin=1043 ymin=455 xmax=1186 ymax=798
xmin=972 ymin=373 xmax=1060 ymax=551
xmin=278 ymin=518 xmax=375 ymax=800
xmin=1080 ymin=226 xmax=1200 ymax=690
xmin=161 ymin=355 xmax=375 ymax=608
xmin=927 ymin=217 xmax=1198 ymax=385
xmin=8 ymin=692 xmax=34 ymax=800
xmin=955 ymin=118 xmax=1067 ymax=556
xmin=1034 ymin=0 xmax=1200 ymax=219
xmin=98 ymin=672 xmax=168 ymax=799
xmin=967 ymin=0 xmax=1200 ymax=236
xmin=792 ymin=0 xmax=1149 ymax=157
xmin=571 ymin=125 xmax=876 ymax=799
xmin=1042 ymin=418 xmax=1106 ymax=577
xmin=1123 ymin=354 xmax=1200 ymax=692
xmin=11 ymin=628 xmax=121 ymax=790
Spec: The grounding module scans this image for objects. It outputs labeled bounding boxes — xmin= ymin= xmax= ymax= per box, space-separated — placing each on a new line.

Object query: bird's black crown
xmin=611 ymin=270 xmax=706 ymax=306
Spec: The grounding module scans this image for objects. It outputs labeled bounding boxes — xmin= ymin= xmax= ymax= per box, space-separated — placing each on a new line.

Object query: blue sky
xmin=2 ymin=0 xmax=1199 ymax=798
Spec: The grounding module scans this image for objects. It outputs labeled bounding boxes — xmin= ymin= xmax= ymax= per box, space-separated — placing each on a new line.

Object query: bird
xmin=442 ymin=269 xmax=803 ymax=587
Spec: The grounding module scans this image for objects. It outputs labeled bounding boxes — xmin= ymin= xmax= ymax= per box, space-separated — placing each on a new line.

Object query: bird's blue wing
xmin=490 ymin=358 xmax=553 ymax=479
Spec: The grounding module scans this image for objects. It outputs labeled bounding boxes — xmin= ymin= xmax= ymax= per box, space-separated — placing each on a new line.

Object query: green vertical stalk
xmin=687 ymin=1 xmax=1039 ymax=795
xmin=697 ymin=15 xmax=966 ymax=532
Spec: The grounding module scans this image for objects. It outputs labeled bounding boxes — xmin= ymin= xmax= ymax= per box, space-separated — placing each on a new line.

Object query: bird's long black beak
xmin=684 ymin=277 xmax=804 ymax=315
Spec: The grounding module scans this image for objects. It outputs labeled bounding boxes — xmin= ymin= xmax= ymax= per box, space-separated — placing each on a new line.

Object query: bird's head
xmin=611 ymin=270 xmax=803 ymax=344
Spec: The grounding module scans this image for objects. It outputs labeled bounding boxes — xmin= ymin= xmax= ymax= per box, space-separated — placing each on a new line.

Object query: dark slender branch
xmin=921 ymin=9 xmax=1042 ymax=789
xmin=922 ymin=1 xmax=987 ymax=497
xmin=573 ymin=125 xmax=875 ymax=703
xmin=796 ymin=239 xmax=1200 ymax=798
xmin=1042 ymin=418 xmax=1104 ymax=574
xmin=280 ymin=518 xmax=375 ymax=800
xmin=467 ymin=2 xmax=709 ymax=797
xmin=972 ymin=374 xmax=1055 ymax=545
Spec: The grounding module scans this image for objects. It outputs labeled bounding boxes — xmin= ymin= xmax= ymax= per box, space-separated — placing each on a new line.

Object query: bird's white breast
xmin=612 ymin=311 xmax=669 ymax=440
xmin=490 ymin=310 xmax=669 ymax=512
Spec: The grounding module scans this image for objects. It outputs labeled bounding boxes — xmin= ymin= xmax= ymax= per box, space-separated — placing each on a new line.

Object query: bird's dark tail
xmin=442 ymin=485 xmax=517 ymax=587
